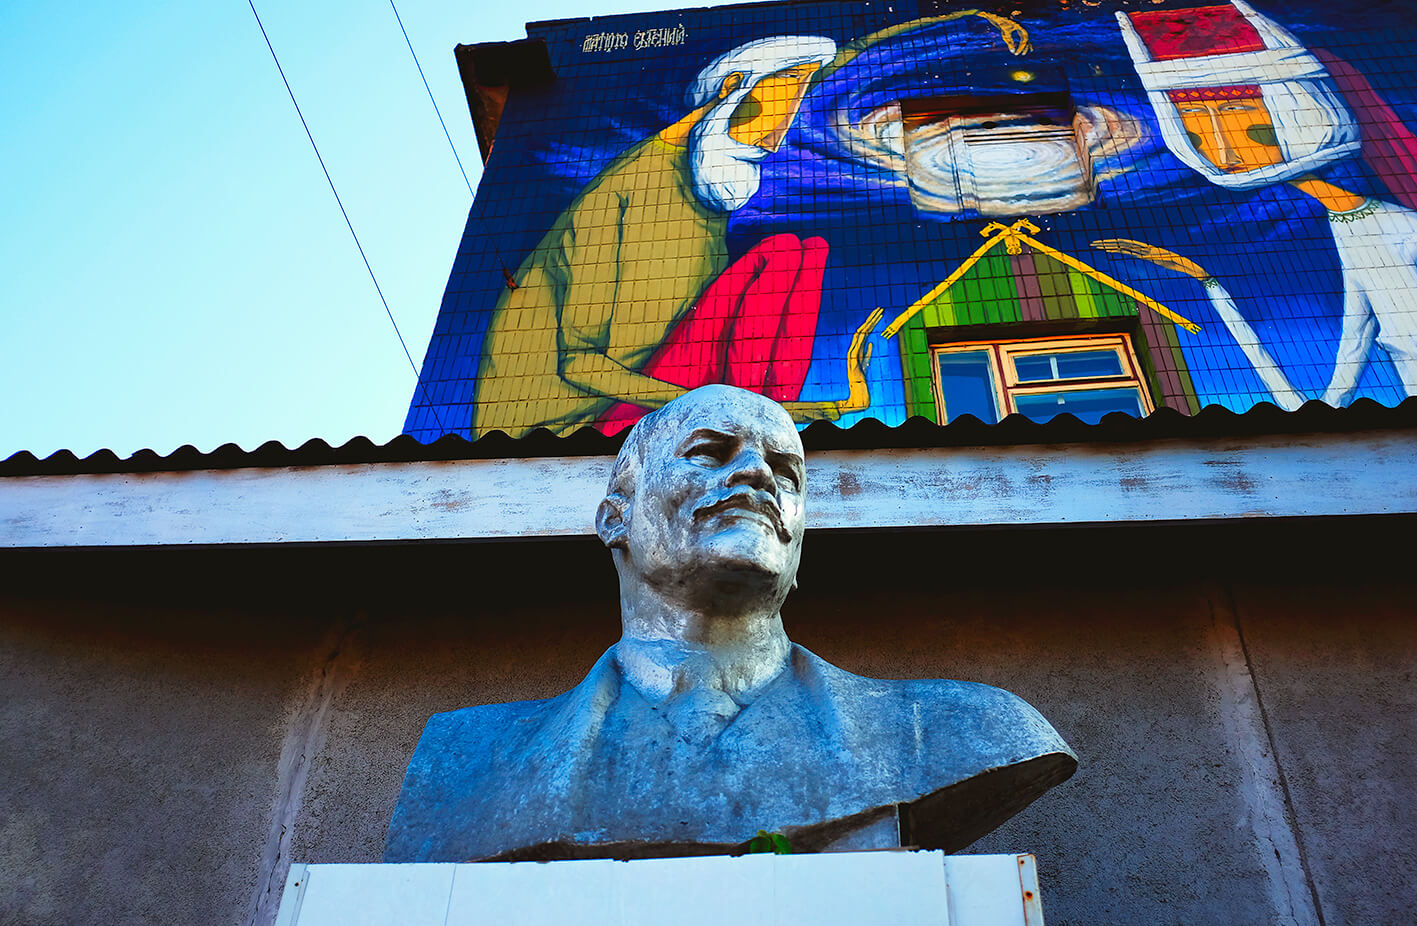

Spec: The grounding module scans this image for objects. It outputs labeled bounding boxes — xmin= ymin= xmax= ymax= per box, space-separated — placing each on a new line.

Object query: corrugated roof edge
xmin=4 ymin=397 xmax=1415 ymax=477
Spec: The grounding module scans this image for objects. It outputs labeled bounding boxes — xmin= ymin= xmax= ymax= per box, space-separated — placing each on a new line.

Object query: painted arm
xmin=562 ymin=308 xmax=877 ymax=423
xmin=1321 ymin=279 xmax=1376 ymax=406
xmin=554 ymin=187 xmax=694 ymax=406
xmin=560 ymin=329 xmax=875 ymax=423
xmin=1200 ymin=279 xmax=1306 ymax=411
xmin=555 ymin=190 xmax=876 ymax=421
xmin=1091 ymin=239 xmax=1306 ymax=411
xmin=559 ymin=353 xmax=688 ymax=407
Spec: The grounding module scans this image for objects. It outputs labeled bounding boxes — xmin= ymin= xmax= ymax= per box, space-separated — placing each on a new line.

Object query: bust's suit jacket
xmin=385 ymin=645 xmax=1075 ymax=862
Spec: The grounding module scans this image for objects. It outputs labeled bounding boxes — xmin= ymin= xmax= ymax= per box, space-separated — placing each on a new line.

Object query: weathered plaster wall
xmin=1229 ymin=580 xmax=1417 ymax=925
xmin=0 ymin=592 xmax=331 ymax=924
xmin=1 ymin=519 xmax=1413 ymax=925
xmin=816 ymin=580 xmax=1289 ymax=924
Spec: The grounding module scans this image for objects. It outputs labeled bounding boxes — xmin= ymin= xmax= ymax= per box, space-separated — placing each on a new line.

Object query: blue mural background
xmin=405 ymin=0 xmax=1417 ymax=438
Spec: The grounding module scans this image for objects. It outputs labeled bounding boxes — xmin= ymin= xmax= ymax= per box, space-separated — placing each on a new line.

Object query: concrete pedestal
xmin=274 ymin=851 xmax=1044 ymax=925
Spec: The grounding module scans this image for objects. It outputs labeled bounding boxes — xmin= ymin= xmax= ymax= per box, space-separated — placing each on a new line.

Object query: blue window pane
xmin=1014 ymin=387 xmax=1144 ymax=424
xmin=1013 ymin=356 xmax=1055 ymax=382
xmin=938 ymin=351 xmax=999 ymax=424
xmin=1014 ymin=350 xmax=1124 ymax=382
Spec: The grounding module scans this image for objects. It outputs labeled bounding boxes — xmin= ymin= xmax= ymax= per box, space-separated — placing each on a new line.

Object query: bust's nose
xmin=725 ymin=447 xmax=775 ymax=492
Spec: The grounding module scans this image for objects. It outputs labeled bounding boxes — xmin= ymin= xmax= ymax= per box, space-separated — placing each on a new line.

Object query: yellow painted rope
xmin=883 ymin=220 xmax=1202 ymax=338
xmin=1015 ymin=233 xmax=1202 ymax=334
xmin=882 ymin=227 xmax=1013 ymax=338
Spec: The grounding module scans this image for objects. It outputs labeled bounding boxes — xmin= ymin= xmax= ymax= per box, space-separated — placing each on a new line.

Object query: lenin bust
xmin=385 ymin=385 xmax=1076 ymax=862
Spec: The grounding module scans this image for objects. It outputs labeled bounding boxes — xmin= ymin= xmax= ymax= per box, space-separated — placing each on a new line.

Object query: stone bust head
xmin=385 ymin=385 xmax=1076 ymax=863
xmin=594 ymin=385 xmax=805 ymax=711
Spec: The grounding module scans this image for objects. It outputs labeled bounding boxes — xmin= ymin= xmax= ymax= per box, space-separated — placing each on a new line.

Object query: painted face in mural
xmin=601 ymin=386 xmax=806 ymax=608
xmin=726 ymin=62 xmax=822 ymax=151
xmin=1116 ymin=3 xmax=1361 ymax=190
xmin=1175 ymin=96 xmax=1283 ymax=173
xmin=689 ymin=63 xmax=823 ymax=212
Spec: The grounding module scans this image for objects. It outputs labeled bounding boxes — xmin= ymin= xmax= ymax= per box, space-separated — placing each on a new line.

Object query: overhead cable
xmin=390 ymin=0 xmax=477 ymax=198
xmin=247 ymin=0 xmax=447 ymax=434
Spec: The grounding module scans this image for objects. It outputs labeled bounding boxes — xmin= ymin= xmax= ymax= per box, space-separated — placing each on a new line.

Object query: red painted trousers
xmin=596 ymin=233 xmax=828 ymax=436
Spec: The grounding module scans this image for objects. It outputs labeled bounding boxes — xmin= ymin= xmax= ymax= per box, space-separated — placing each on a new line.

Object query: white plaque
xmin=274 ymin=851 xmax=1045 ymax=926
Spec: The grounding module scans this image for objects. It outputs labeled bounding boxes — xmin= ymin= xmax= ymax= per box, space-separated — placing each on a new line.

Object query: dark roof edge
xmin=800 ymin=396 xmax=1417 ymax=451
xmin=4 ymin=398 xmax=1415 ymax=478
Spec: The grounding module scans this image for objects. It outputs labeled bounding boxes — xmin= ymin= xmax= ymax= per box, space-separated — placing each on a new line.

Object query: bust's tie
xmin=662 ymin=653 xmax=740 ymax=748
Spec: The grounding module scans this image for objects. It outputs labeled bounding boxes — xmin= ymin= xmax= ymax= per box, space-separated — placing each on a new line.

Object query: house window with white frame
xmin=933 ymin=334 xmax=1154 ymax=425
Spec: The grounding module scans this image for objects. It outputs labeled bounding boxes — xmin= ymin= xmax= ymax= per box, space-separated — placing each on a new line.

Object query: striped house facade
xmin=894 ymin=223 xmax=1201 ymax=422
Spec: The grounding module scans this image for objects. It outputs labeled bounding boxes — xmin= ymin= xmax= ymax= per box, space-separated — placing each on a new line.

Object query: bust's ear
xmin=595 ymin=493 xmax=629 ymax=550
xmin=719 ymin=71 xmax=744 ymax=99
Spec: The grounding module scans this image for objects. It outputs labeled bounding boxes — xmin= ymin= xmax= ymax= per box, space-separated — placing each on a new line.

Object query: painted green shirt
xmin=471 ymin=137 xmax=729 ymax=437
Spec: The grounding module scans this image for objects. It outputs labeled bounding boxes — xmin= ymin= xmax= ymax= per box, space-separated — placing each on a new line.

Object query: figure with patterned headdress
xmin=1097 ymin=0 xmax=1417 ymax=408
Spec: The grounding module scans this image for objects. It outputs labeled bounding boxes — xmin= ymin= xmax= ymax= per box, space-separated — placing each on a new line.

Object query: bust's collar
xmin=613 ymin=631 xmax=792 ymax=706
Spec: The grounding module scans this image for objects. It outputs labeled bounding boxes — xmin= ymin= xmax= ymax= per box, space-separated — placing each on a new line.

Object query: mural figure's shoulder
xmin=576 ymin=135 xmax=676 ymax=197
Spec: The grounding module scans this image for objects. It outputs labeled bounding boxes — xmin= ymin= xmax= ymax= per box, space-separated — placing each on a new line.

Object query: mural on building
xmin=1098 ymin=1 xmax=1417 ymax=412
xmin=405 ymin=0 xmax=1417 ymax=439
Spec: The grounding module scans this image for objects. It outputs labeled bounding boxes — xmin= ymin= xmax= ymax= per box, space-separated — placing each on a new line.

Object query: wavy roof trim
xmin=4 ymin=398 xmax=1415 ymax=478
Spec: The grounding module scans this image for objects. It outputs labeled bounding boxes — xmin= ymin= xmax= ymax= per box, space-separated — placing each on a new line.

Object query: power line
xmin=389 ymin=0 xmax=476 ymax=199
xmin=389 ymin=0 xmax=524 ymax=298
xmin=246 ymin=0 xmax=447 ymax=434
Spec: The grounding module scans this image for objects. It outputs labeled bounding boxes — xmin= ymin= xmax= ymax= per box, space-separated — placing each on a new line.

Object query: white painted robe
xmin=1203 ymin=197 xmax=1417 ymax=408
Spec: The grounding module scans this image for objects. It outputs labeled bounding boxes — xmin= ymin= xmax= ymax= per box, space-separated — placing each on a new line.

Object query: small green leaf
xmin=744 ymin=829 xmax=792 ymax=855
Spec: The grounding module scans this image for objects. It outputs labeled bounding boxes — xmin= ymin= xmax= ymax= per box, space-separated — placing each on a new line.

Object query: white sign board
xmin=274 ymin=851 xmax=1044 ymax=926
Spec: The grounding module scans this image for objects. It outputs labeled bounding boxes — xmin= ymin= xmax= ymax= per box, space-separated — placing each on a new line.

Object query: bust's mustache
xmin=692 ymin=488 xmax=790 ymax=542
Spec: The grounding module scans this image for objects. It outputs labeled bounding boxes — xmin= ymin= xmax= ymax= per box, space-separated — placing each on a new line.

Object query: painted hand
xmin=1091 ymin=238 xmax=1210 ymax=281
xmin=780 ymin=309 xmax=881 ymax=422
xmin=839 ymin=307 xmax=883 ymax=415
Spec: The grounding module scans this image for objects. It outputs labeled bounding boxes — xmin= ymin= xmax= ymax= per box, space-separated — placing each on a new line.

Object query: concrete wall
xmin=1 ymin=518 xmax=1413 ymax=925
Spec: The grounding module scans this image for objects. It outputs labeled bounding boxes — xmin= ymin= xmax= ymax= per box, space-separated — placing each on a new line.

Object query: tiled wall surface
xmin=406 ymin=0 xmax=1417 ymax=440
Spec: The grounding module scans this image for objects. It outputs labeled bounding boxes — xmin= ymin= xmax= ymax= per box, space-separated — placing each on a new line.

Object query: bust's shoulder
xmin=789 ymin=646 xmax=1067 ymax=751
xmin=413 ymin=692 xmax=588 ymax=776
xmin=421 ymin=696 xmax=546 ymax=743
xmin=899 ymin=673 xmax=1048 ymax=718
xmin=386 ymin=656 xmax=623 ymax=862
xmin=411 ymin=650 xmax=623 ymax=765
xmin=794 ymin=645 xmax=1031 ymax=700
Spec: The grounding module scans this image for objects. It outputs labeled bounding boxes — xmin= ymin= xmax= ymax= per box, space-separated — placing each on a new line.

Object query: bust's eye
xmin=683 ymin=441 xmax=730 ymax=464
xmin=773 ymin=465 xmax=803 ymax=492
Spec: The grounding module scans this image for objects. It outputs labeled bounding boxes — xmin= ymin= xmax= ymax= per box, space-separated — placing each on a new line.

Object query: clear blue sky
xmin=1 ymin=0 xmax=761 ymax=458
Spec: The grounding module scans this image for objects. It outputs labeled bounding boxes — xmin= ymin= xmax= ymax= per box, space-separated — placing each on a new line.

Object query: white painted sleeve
xmin=1321 ymin=273 xmax=1376 ymax=406
xmin=1203 ymin=279 xmax=1306 ymax=412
